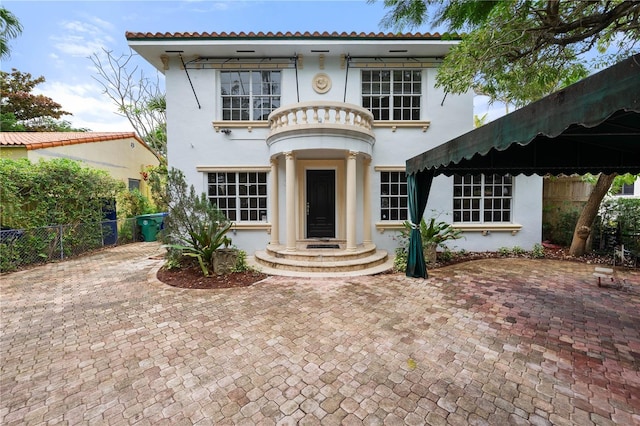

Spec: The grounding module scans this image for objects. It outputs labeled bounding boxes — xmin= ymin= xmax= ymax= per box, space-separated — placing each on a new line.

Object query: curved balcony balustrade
xmin=266 ymin=101 xmax=375 ymax=155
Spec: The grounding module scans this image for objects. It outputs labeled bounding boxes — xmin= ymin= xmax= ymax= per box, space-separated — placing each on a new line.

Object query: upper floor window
xmin=207 ymin=172 xmax=268 ymax=222
xmin=453 ymin=174 xmax=513 ymax=223
xmin=362 ymin=70 xmax=421 ymax=120
xmin=221 ymin=71 xmax=281 ymax=121
xmin=380 ymin=171 xmax=408 ymax=221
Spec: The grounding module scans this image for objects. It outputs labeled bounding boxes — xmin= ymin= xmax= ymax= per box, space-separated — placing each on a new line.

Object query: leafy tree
xmin=376 ymin=0 xmax=638 ymax=105
xmin=609 ymin=173 xmax=639 ymax=196
xmin=0 ymin=6 xmax=22 ymax=59
xmin=0 ymin=69 xmax=77 ymax=131
xmin=0 ymin=112 xmax=25 ymax=131
xmin=90 ymin=48 xmax=167 ymax=157
xmin=375 ymin=0 xmax=640 ymax=256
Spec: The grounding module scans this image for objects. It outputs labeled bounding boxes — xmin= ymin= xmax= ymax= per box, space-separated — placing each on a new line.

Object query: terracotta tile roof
xmin=126 ymin=31 xmax=457 ymax=40
xmin=0 ymin=132 xmax=153 ymax=154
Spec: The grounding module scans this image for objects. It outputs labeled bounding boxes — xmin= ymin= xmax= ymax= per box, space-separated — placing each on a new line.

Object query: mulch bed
xmin=156 ymin=259 xmax=269 ymax=289
xmin=156 ymin=244 xmax=632 ymax=290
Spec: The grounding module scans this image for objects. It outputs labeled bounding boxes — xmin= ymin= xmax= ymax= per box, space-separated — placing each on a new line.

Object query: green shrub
xmin=0 ymin=158 xmax=123 ymax=228
xmin=117 ymin=189 xmax=155 ymax=218
xmin=498 ymin=247 xmax=511 ymax=256
xmin=393 ymin=247 xmax=408 ymax=272
xmin=232 ymin=250 xmax=249 ymax=273
xmin=438 ymin=247 xmax=454 ymax=263
xmin=555 ymin=209 xmax=581 ymax=246
xmin=511 ymin=246 xmax=525 ymax=256
xmin=162 ymin=168 xmax=233 ymax=276
xmin=597 ymin=197 xmax=640 ymax=252
xmin=395 ymin=214 xmax=462 ymax=268
xmin=531 ymin=243 xmax=545 ymax=258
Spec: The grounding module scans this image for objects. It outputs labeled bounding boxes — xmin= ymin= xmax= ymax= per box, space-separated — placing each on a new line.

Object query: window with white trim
xmin=221 ymin=71 xmax=281 ymax=121
xmin=380 ymin=171 xmax=408 ymax=221
xmin=453 ymin=174 xmax=513 ymax=222
xmin=207 ymin=172 xmax=268 ymax=221
xmin=362 ymin=70 xmax=421 ymax=120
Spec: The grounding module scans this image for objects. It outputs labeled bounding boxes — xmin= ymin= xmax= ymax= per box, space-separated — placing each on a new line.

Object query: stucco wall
xmin=164 ymin=54 xmax=543 ymax=255
xmin=25 ymin=137 xmax=159 ymax=199
xmin=0 ymin=147 xmax=28 ymax=159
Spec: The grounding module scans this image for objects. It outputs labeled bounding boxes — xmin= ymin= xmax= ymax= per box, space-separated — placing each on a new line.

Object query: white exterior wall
xmin=164 ymin=50 xmax=543 ymax=255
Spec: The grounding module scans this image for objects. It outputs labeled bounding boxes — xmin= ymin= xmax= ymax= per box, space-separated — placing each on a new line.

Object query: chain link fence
xmin=0 ymin=217 xmax=145 ymax=272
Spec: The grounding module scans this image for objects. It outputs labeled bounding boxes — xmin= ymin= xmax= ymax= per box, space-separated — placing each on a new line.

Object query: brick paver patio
xmin=1 ymin=242 xmax=639 ymax=425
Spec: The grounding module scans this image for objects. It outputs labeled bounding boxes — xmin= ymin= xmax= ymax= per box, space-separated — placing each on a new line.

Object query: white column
xmin=346 ymin=151 xmax=357 ymax=251
xmin=363 ymin=157 xmax=372 ymax=245
xmin=285 ymin=152 xmax=296 ymax=251
xmin=269 ymin=157 xmax=280 ymax=246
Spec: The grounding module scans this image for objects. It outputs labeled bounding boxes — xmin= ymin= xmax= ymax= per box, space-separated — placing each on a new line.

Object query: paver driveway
xmin=1 ymin=242 xmax=639 ymax=425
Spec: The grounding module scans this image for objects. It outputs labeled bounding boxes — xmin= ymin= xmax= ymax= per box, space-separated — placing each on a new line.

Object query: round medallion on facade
xmin=312 ymin=73 xmax=331 ymax=94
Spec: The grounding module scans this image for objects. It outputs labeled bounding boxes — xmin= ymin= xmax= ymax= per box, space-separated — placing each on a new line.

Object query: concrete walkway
xmin=1 ymin=242 xmax=639 ymax=425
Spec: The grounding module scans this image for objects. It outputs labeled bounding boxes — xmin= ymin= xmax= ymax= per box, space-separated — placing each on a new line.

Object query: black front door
xmin=306 ymin=170 xmax=335 ymax=238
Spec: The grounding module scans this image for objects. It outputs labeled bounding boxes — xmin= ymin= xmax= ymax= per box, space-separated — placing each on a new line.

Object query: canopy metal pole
xmin=179 ymin=54 xmax=201 ymax=109
xmin=343 ymin=55 xmax=351 ymax=103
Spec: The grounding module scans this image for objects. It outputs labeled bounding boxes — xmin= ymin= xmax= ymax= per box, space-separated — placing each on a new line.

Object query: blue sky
xmin=3 ymin=0 xmax=501 ymax=131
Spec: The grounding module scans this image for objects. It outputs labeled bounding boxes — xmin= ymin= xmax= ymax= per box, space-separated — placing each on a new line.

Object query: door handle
xmin=306 ymin=202 xmax=310 ymax=215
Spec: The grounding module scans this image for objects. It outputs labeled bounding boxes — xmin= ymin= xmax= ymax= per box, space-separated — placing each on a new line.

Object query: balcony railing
xmin=267 ymin=101 xmax=375 ymax=142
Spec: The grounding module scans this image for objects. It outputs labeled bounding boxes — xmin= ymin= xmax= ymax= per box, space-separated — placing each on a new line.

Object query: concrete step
xmin=266 ymin=242 xmax=377 ymax=262
xmin=247 ymin=253 xmax=395 ymax=277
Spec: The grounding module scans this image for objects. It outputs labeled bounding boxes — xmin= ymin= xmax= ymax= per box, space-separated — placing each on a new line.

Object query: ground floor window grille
xmin=453 ymin=174 xmax=513 ymax=222
xmin=380 ymin=171 xmax=408 ymax=221
xmin=207 ymin=172 xmax=268 ymax=221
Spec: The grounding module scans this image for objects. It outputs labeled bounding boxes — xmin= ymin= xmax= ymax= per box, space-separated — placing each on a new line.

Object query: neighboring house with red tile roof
xmin=0 ymin=132 xmax=160 ymax=197
xmin=126 ymin=31 xmax=544 ymax=274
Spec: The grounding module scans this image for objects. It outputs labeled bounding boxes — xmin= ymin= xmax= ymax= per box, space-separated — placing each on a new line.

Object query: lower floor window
xmin=380 ymin=171 xmax=408 ymax=221
xmin=128 ymin=178 xmax=140 ymax=191
xmin=453 ymin=174 xmax=513 ymax=222
xmin=207 ymin=172 xmax=268 ymax=221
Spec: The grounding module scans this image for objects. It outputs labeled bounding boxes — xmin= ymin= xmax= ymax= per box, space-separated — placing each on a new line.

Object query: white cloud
xmin=50 ymin=17 xmax=115 ymax=58
xmin=35 ymin=81 xmax=135 ymax=132
xmin=473 ymin=95 xmax=509 ymax=124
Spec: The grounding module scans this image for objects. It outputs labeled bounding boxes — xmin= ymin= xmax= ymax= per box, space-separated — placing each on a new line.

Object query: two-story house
xmin=126 ymin=31 xmax=543 ymax=275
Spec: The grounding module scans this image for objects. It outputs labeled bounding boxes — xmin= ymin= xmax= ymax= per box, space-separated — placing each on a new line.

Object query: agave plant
xmin=166 ymin=220 xmax=232 ymax=276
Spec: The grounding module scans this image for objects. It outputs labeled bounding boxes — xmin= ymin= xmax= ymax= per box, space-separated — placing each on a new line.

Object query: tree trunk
xmin=568 ymin=173 xmax=616 ymax=256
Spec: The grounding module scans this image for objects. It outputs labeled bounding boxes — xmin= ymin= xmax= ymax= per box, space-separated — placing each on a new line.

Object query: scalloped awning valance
xmin=407 ymin=54 xmax=640 ymax=177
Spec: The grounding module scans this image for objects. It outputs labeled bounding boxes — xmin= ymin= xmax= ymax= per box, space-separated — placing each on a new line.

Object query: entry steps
xmin=250 ymin=241 xmax=394 ymax=277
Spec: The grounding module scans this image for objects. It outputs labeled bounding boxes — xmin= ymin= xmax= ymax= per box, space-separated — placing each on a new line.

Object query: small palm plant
xmin=401 ymin=217 xmax=462 ymax=266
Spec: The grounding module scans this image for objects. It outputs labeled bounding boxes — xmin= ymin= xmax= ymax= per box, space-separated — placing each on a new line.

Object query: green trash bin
xmin=136 ymin=213 xmax=166 ymax=242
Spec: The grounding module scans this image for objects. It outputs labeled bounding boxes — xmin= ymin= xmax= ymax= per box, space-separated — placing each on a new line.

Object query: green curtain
xmin=406 ymin=170 xmax=434 ymax=278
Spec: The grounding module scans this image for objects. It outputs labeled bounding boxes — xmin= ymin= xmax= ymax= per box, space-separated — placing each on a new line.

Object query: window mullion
xmin=247 ymin=72 xmax=253 ymax=121
xmin=480 ymin=174 xmax=485 ymax=222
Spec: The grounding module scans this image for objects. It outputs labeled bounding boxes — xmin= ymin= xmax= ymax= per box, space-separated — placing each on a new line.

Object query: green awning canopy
xmin=404 ymin=54 xmax=640 ymax=279
xmin=407 ymin=54 xmax=640 ymax=177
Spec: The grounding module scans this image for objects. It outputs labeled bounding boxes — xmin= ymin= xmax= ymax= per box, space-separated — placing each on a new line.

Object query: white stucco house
xmin=126 ymin=31 xmax=542 ymax=274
